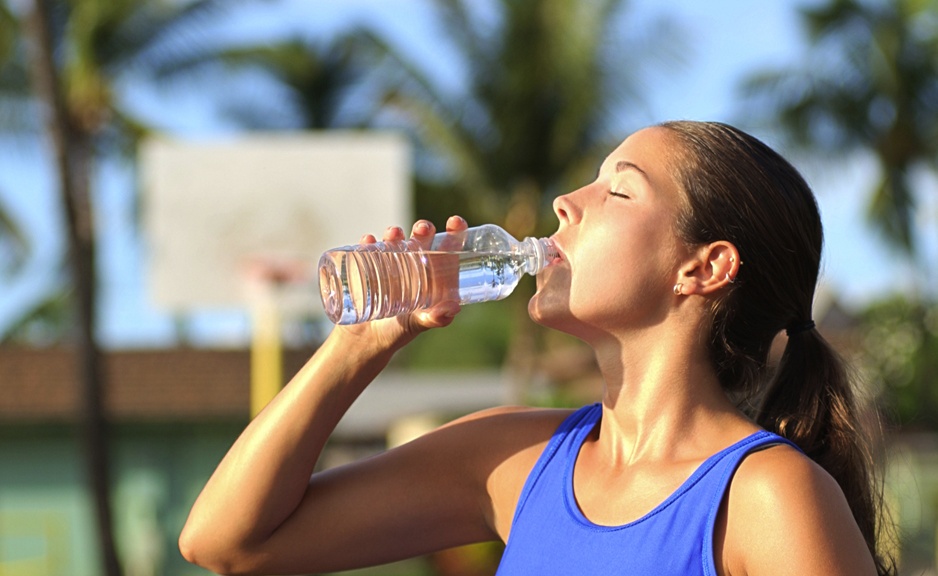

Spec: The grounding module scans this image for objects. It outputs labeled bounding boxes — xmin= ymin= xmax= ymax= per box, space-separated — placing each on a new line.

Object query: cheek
xmin=568 ymin=237 xmax=674 ymax=320
xmin=565 ymin=255 xmax=631 ymax=317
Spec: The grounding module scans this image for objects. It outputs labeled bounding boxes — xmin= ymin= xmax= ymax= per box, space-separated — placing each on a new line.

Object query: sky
xmin=0 ymin=0 xmax=935 ymax=348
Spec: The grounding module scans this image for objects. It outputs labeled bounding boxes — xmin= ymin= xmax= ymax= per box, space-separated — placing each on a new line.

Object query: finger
xmin=410 ymin=219 xmax=436 ymax=250
xmin=445 ymin=215 xmax=468 ymax=233
xmin=412 ymin=219 xmax=436 ymax=237
xmin=437 ymin=215 xmax=468 ymax=252
xmin=360 ymin=233 xmax=377 ymax=244
xmin=382 ymin=226 xmax=405 ymax=243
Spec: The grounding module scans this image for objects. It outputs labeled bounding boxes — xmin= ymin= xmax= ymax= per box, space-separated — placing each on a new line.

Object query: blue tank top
xmin=495 ymin=403 xmax=799 ymax=575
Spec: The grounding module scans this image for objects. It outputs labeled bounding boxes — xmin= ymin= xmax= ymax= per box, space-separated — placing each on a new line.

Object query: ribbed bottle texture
xmin=318 ymin=224 xmax=558 ymax=325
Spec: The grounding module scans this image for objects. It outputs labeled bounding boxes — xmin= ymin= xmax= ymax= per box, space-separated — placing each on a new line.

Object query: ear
xmin=677 ymin=241 xmax=741 ymax=295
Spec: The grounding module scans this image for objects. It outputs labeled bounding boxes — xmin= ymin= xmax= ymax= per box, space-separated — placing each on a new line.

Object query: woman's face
xmin=529 ymin=127 xmax=692 ymax=340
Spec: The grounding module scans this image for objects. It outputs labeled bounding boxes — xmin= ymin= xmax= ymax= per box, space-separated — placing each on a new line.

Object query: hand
xmin=333 ymin=216 xmax=468 ymax=353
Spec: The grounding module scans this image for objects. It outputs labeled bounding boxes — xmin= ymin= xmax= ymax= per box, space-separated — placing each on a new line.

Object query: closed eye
xmin=609 ymin=191 xmax=630 ymax=199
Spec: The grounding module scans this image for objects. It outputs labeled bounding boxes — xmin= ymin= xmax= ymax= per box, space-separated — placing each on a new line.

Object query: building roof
xmin=0 ymin=347 xmax=509 ymax=438
xmin=0 ymin=347 xmax=265 ymax=423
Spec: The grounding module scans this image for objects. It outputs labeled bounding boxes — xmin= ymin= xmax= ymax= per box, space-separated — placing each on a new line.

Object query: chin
xmin=529 ymin=292 xmax=621 ymax=347
xmin=528 ymin=291 xmax=574 ymax=331
xmin=530 ymin=266 xmax=574 ymax=326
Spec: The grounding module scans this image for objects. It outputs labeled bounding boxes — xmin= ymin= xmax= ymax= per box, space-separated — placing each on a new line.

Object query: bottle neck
xmin=521 ymin=237 xmax=558 ymax=275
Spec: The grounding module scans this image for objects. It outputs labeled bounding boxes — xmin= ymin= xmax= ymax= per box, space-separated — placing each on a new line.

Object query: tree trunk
xmin=25 ymin=2 xmax=123 ymax=575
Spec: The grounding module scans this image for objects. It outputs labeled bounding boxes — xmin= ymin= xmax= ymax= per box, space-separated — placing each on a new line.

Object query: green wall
xmin=0 ymin=421 xmax=244 ymax=576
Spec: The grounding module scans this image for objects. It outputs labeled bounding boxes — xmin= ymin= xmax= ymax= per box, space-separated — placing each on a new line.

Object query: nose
xmin=553 ymin=190 xmax=582 ymax=225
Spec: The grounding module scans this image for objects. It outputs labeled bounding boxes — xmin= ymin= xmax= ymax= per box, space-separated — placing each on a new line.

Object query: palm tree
xmin=22 ymin=1 xmax=237 ymax=574
xmin=0 ymin=2 xmax=67 ymax=344
xmin=739 ymin=0 xmax=938 ymax=256
xmin=360 ymin=0 xmax=681 ymax=391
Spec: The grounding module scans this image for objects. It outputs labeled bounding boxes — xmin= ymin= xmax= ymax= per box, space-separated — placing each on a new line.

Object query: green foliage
xmin=0 ymin=2 xmax=34 ymax=132
xmin=153 ymin=32 xmax=380 ymax=130
xmin=0 ymin=2 xmax=15 ymax=64
xmin=395 ymin=297 xmax=515 ymax=370
xmin=0 ymin=194 xmax=28 ymax=277
xmin=859 ymin=295 xmax=938 ymax=429
xmin=740 ymin=0 xmax=938 ymax=255
xmin=365 ymin=0 xmax=682 ymax=235
xmin=1 ymin=288 xmax=72 ymax=346
xmin=57 ymin=0 xmax=235 ymax=152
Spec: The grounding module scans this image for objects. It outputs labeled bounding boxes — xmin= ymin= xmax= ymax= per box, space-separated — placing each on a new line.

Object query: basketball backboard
xmin=141 ymin=132 xmax=411 ymax=315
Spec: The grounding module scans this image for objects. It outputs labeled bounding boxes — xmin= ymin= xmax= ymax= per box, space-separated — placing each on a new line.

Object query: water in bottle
xmin=318 ymin=224 xmax=559 ymax=324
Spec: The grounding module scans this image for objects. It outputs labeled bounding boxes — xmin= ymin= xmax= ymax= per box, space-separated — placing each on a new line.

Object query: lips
xmin=548 ymin=236 xmax=566 ymax=265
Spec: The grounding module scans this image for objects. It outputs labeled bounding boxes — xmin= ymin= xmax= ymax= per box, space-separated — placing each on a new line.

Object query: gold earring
xmin=673 ymin=283 xmax=683 ymax=295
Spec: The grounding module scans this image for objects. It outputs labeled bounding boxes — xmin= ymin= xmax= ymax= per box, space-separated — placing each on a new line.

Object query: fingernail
xmin=415 ymin=221 xmax=430 ymax=234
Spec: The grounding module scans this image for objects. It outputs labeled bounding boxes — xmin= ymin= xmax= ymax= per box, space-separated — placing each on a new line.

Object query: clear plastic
xmin=318 ymin=224 xmax=558 ymax=325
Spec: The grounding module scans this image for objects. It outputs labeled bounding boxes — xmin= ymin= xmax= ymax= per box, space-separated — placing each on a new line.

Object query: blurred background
xmin=0 ymin=0 xmax=936 ymax=574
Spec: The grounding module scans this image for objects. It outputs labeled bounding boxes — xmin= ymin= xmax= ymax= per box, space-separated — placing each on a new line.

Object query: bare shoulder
xmin=719 ymin=442 xmax=877 ymax=576
xmin=730 ymin=443 xmax=840 ymax=508
xmin=434 ymin=405 xmax=575 ymax=538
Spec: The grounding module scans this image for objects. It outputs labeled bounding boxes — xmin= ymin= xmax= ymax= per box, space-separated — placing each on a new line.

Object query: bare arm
xmin=179 ymin=218 xmax=497 ymax=575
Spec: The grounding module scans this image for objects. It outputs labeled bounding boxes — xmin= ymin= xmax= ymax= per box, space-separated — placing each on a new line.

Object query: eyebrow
xmin=594 ymin=159 xmax=651 ymax=181
xmin=615 ymin=160 xmax=648 ymax=179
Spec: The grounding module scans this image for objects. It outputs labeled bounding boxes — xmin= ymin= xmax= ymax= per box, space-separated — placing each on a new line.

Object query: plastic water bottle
xmin=318 ymin=224 xmax=559 ymax=325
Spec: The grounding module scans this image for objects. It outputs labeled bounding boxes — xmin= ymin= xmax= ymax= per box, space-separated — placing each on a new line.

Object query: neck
xmin=587 ymin=326 xmax=748 ymax=466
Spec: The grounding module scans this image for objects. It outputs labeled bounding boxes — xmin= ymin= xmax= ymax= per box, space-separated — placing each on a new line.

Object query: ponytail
xmin=658 ymin=120 xmax=897 ymax=576
xmin=758 ymin=328 xmax=896 ymax=576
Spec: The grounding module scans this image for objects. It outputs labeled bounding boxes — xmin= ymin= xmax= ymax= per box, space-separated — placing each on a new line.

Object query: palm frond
xmin=358 ymin=0 xmax=677 ymax=229
xmin=428 ymin=0 xmax=494 ymax=73
xmin=90 ymin=0 xmax=243 ymax=75
xmin=152 ymin=32 xmax=379 ymax=130
xmin=0 ymin=285 xmax=71 ymax=344
xmin=0 ymin=195 xmax=29 ymax=276
xmin=355 ymin=27 xmax=461 ymax=119
xmin=384 ymin=90 xmax=492 ymax=199
xmin=867 ymin=166 xmax=916 ymax=253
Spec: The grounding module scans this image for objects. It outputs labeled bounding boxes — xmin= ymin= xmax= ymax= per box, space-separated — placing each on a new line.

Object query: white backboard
xmin=142 ymin=132 xmax=411 ymax=312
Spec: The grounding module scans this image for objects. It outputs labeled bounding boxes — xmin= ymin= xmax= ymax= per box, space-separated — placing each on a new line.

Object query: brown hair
xmin=659 ymin=120 xmax=895 ymax=575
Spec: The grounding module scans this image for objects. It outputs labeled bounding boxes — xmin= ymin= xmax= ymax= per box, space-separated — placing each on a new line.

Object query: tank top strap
xmin=509 ymin=403 xmax=602 ymax=527
xmin=700 ymin=430 xmax=802 ymax=575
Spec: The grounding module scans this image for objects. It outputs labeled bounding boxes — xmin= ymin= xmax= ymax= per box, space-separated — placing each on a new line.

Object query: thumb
xmin=413 ymin=300 xmax=461 ymax=330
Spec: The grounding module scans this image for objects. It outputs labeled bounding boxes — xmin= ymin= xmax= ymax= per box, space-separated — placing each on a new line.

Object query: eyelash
xmin=608 ymin=190 xmax=630 ymax=199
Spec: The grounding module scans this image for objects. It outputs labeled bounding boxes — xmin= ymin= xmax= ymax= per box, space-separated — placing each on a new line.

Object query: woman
xmin=179 ymin=121 xmax=894 ymax=575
